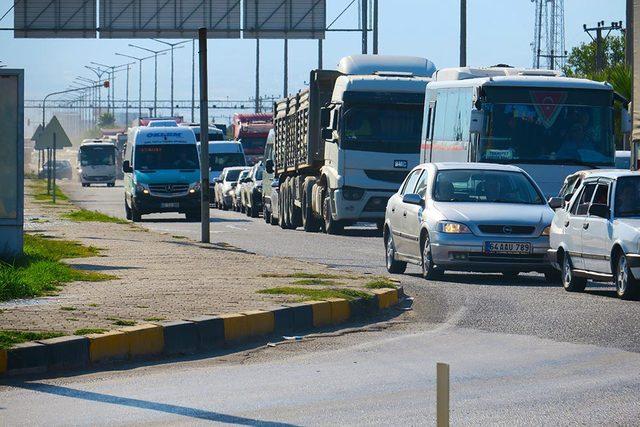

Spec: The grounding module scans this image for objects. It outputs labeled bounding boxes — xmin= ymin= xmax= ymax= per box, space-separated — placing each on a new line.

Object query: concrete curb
xmin=0 ymin=287 xmax=404 ymax=377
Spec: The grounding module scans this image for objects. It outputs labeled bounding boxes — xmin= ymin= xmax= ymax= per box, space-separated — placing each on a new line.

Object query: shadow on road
xmin=10 ymin=382 xmax=295 ymax=426
xmin=405 ymin=272 xmax=558 ymax=288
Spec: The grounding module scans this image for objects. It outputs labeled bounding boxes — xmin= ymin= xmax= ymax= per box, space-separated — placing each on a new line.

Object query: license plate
xmin=161 ymin=202 xmax=179 ymax=208
xmin=484 ymin=241 xmax=532 ymax=255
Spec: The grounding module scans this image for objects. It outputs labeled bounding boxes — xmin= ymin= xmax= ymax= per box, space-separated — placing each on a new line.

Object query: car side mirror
xmin=588 ymin=203 xmax=610 ymax=219
xmin=265 ymin=159 xmax=274 ymax=174
xmin=122 ymin=160 xmax=133 ymax=173
xmin=322 ymin=128 xmax=334 ymax=141
xmin=402 ymin=193 xmax=424 ymax=207
xmin=563 ymin=193 xmax=573 ymax=202
xmin=548 ymin=197 xmax=564 ymax=210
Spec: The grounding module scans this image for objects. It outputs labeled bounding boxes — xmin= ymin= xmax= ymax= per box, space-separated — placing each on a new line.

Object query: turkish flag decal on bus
xmin=530 ymin=91 xmax=568 ymax=128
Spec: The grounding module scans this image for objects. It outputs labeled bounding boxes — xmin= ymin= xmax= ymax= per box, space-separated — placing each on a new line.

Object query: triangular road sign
xmin=35 ymin=116 xmax=72 ymax=150
xmin=30 ymin=124 xmax=44 ymax=142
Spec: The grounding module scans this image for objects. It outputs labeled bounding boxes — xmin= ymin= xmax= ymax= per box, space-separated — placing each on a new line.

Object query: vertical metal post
xmin=284 ymin=39 xmax=288 ymax=97
xmin=191 ymin=39 xmax=196 ymax=123
xmin=627 ymin=0 xmax=634 ymax=67
xmin=361 ymin=0 xmax=368 ymax=54
xmin=255 ymin=39 xmax=260 ymax=113
xmin=372 ymin=0 xmax=379 ymax=54
xmin=596 ymin=25 xmax=604 ymax=73
xmin=318 ymin=39 xmax=323 ymax=69
xmin=125 ymin=64 xmax=130 ymax=127
xmin=460 ymin=0 xmax=467 ymax=67
xmin=138 ymin=59 xmax=143 ymax=119
xmin=52 ymin=133 xmax=57 ymax=204
xmin=170 ymin=45 xmax=175 ymax=116
xmin=436 ymin=363 xmax=450 ymax=427
xmin=47 ymin=148 xmax=51 ymax=194
xmin=198 ymin=28 xmax=210 ymax=244
xmin=154 ymin=54 xmax=158 ymax=116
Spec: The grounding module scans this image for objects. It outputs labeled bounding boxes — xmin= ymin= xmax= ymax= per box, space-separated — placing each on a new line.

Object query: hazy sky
xmin=0 ymin=0 xmax=626 ymax=120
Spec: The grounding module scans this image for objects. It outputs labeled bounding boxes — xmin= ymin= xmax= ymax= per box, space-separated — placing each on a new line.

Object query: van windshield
xmin=209 ymin=153 xmax=246 ymax=171
xmin=225 ymin=169 xmax=242 ymax=181
xmin=433 ymin=169 xmax=544 ymax=204
xmin=135 ymin=144 xmax=199 ymax=170
xmin=80 ymin=146 xmax=115 ymax=166
xmin=614 ymin=176 xmax=640 ymax=217
xmin=342 ymin=103 xmax=423 ymax=153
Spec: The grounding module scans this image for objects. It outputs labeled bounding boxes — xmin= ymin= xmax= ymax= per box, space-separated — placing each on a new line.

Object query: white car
xmin=549 ymin=170 xmax=640 ymax=299
xmin=384 ymin=162 xmax=556 ymax=280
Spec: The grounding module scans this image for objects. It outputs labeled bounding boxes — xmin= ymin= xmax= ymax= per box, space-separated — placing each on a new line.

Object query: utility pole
xmin=284 ymin=39 xmax=288 ymax=98
xmin=191 ymin=39 xmax=196 ymax=123
xmin=318 ymin=39 xmax=323 ymax=69
xmin=198 ymin=28 xmax=210 ymax=244
xmin=116 ymin=52 xmax=156 ymax=120
xmin=255 ymin=39 xmax=260 ymax=113
xmin=627 ymin=0 xmax=634 ymax=67
xmin=84 ymin=65 xmax=107 ymax=115
xmin=373 ymin=0 xmax=379 ymax=54
xmin=152 ymin=39 xmax=189 ymax=116
xmin=584 ymin=21 xmax=623 ymax=73
xmin=129 ymin=44 xmax=173 ymax=116
xmin=460 ymin=0 xmax=467 ymax=67
xmin=361 ymin=0 xmax=368 ymax=54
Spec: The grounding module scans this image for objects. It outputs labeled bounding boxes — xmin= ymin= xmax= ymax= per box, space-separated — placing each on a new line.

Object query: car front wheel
xmin=385 ymin=232 xmax=406 ymax=274
xmin=421 ymin=234 xmax=443 ymax=280
xmin=561 ymin=253 xmax=586 ymax=292
xmin=615 ymin=253 xmax=640 ymax=300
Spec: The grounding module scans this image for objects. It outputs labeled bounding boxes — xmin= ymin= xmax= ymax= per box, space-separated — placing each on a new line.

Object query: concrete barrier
xmin=87 ymin=330 xmax=129 ymax=363
xmin=38 ymin=335 xmax=89 ymax=370
xmin=186 ymin=315 xmax=225 ymax=349
xmin=326 ymin=298 xmax=351 ymax=325
xmin=120 ymin=324 xmax=164 ymax=358
xmin=161 ymin=321 xmax=199 ymax=355
xmin=219 ymin=313 xmax=250 ymax=342
xmin=243 ymin=310 xmax=275 ymax=336
xmin=0 ymin=349 xmax=7 ymax=375
xmin=372 ymin=288 xmax=399 ymax=309
xmin=308 ymin=300 xmax=332 ymax=327
xmin=6 ymin=342 xmax=49 ymax=375
xmin=284 ymin=302 xmax=314 ymax=331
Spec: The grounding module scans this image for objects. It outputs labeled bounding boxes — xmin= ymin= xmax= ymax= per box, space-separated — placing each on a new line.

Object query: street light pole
xmin=152 ymin=39 xmax=189 ymax=117
xmin=116 ymin=52 xmax=157 ymax=120
xmin=91 ymin=61 xmax=135 ymax=123
xmin=129 ymin=44 xmax=179 ymax=116
xmin=85 ymin=65 xmax=107 ymax=115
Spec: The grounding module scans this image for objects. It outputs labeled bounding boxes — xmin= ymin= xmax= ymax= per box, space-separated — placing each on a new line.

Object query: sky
xmin=0 ymin=0 xmax=627 ymax=125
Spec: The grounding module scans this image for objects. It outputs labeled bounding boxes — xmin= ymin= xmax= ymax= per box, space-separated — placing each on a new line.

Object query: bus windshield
xmin=481 ymin=87 xmax=614 ymax=167
xmin=342 ymin=103 xmax=423 ymax=153
xmin=135 ymin=144 xmax=199 ymax=170
xmin=209 ymin=153 xmax=245 ymax=171
xmin=80 ymin=146 xmax=115 ymax=166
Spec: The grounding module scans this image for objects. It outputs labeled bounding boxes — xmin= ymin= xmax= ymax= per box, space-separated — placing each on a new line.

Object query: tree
xmin=98 ymin=112 xmax=115 ymax=128
xmin=564 ymin=35 xmax=625 ymax=77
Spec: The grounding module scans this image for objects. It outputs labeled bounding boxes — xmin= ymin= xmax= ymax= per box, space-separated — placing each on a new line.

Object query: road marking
xmin=226 ymin=225 xmax=248 ymax=231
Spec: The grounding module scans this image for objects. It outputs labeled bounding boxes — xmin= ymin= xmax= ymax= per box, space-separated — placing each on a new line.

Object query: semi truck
xmin=232 ymin=113 xmax=273 ymax=165
xmin=268 ymin=54 xmax=435 ymax=234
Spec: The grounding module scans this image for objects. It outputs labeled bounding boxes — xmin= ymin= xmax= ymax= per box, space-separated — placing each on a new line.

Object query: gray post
xmin=373 ymin=0 xmax=379 ymax=54
xmin=47 ymin=148 xmax=51 ymax=194
xmin=138 ymin=60 xmax=143 ymax=119
xmin=154 ymin=54 xmax=158 ymax=116
xmin=460 ymin=0 xmax=467 ymax=67
xmin=627 ymin=0 xmax=634 ymax=67
xmin=284 ymin=39 xmax=288 ymax=97
xmin=255 ymin=39 xmax=260 ymax=113
xmin=191 ymin=39 xmax=195 ymax=123
xmin=318 ymin=39 xmax=323 ymax=69
xmin=436 ymin=363 xmax=450 ymax=427
xmin=125 ymin=64 xmax=130 ymax=127
xmin=361 ymin=0 xmax=368 ymax=54
xmin=170 ymin=45 xmax=175 ymax=116
xmin=198 ymin=28 xmax=210 ymax=244
xmin=52 ymin=133 xmax=57 ymax=204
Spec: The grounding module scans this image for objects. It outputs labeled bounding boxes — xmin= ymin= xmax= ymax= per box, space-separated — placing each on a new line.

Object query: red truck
xmin=232 ymin=113 xmax=273 ymax=165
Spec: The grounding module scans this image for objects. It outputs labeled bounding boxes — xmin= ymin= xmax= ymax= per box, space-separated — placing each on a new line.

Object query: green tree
xmin=564 ymin=35 xmax=625 ymax=77
xmin=98 ymin=112 xmax=115 ymax=128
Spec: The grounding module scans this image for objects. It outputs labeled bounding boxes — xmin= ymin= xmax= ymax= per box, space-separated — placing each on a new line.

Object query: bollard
xmin=437 ymin=362 xmax=450 ymax=427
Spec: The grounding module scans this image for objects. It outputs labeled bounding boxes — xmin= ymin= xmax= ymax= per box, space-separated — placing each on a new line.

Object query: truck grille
xmin=477 ymin=225 xmax=536 ymax=235
xmin=364 ymin=170 xmax=410 ymax=184
xmin=149 ymin=183 xmax=189 ymax=196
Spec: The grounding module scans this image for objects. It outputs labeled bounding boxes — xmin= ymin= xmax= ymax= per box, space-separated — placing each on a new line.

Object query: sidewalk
xmin=1 ymin=181 xmax=381 ymax=334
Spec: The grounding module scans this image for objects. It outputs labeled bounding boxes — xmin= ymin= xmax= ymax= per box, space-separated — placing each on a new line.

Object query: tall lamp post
xmin=84 ymin=65 xmax=108 ymax=114
xmin=115 ymin=52 xmax=158 ymax=120
xmin=75 ymin=76 xmax=98 ymax=126
xmin=152 ymin=39 xmax=189 ymax=117
xmin=128 ymin=44 xmax=175 ymax=116
xmin=90 ymin=61 xmax=135 ymax=125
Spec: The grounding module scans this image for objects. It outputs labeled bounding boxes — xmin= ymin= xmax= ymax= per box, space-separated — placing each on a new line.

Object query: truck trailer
xmin=269 ymin=54 xmax=435 ymax=234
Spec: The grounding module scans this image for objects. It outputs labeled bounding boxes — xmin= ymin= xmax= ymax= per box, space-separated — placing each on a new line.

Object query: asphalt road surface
xmin=3 ymin=179 xmax=638 ymax=425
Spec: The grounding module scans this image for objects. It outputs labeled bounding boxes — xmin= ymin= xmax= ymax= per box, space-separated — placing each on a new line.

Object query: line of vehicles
xmin=74 ymin=53 xmax=637 ymax=299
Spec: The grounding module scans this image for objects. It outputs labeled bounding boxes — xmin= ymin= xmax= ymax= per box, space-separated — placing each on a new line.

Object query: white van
xmin=77 ymin=140 xmax=117 ymax=187
xmin=204 ymin=141 xmax=247 ymax=197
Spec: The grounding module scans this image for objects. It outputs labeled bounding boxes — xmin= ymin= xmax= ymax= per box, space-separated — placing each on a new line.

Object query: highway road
xmin=3 ymin=179 xmax=639 ymax=425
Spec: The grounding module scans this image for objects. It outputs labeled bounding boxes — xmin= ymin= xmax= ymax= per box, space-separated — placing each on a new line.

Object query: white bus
xmin=77 ymin=140 xmax=117 ymax=187
xmin=420 ymin=67 xmax=622 ymax=196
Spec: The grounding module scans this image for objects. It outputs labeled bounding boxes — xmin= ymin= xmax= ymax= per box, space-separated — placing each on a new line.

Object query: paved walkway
xmin=1 ymin=181 xmax=374 ymax=333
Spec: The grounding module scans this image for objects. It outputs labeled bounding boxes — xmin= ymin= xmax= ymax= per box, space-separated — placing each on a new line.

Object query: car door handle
xmin=564 ymin=220 xmax=570 ymax=227
xmin=583 ymin=223 xmax=589 ymax=230
xmin=403 ymin=211 xmax=407 ymax=217
xmin=391 ymin=207 xmax=395 ymax=213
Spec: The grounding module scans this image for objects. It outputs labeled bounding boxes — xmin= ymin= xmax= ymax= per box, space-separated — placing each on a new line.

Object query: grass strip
xmin=0 ymin=234 xmax=114 ymax=302
xmin=258 ymin=286 xmax=370 ymax=301
xmin=365 ymin=278 xmax=398 ymax=289
xmin=292 ymin=278 xmax=346 ymax=287
xmin=74 ymin=328 xmax=108 ymax=335
xmin=62 ymin=209 xmax=128 ymax=224
xmin=27 ymin=178 xmax=69 ymax=203
xmin=260 ymin=272 xmax=356 ymax=280
xmin=0 ymin=330 xmax=64 ymax=350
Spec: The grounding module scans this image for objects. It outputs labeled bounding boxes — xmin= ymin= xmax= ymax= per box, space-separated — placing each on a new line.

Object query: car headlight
xmin=135 ymin=182 xmax=149 ymax=194
xmin=189 ymin=181 xmax=201 ymax=194
xmin=342 ymin=186 xmax=365 ymax=201
xmin=438 ymin=221 xmax=472 ymax=234
xmin=541 ymin=226 xmax=551 ymax=236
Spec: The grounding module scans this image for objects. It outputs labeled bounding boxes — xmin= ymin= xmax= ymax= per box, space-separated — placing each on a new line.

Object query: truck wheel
xmin=561 ymin=253 xmax=586 ymax=292
xmin=385 ymin=232 xmax=406 ymax=274
xmin=323 ymin=195 xmax=343 ymax=235
xmin=615 ymin=253 xmax=640 ymax=300
xmin=270 ymin=207 xmax=279 ymax=225
xmin=125 ymin=199 xmax=132 ymax=220
xmin=302 ymin=186 xmax=320 ymax=232
xmin=250 ymin=194 xmax=259 ymax=218
xmin=279 ymin=182 xmax=293 ymax=229
xmin=263 ymin=205 xmax=271 ymax=223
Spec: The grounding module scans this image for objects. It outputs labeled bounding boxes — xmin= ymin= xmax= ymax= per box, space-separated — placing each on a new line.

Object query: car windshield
xmin=481 ymin=87 xmax=614 ymax=167
xmin=614 ymin=176 xmax=640 ymax=217
xmin=134 ymin=144 xmax=199 ymax=170
xmin=209 ymin=153 xmax=245 ymax=171
xmin=225 ymin=169 xmax=242 ymax=181
xmin=80 ymin=146 xmax=115 ymax=166
xmin=342 ymin=103 xmax=423 ymax=153
xmin=433 ymin=169 xmax=544 ymax=204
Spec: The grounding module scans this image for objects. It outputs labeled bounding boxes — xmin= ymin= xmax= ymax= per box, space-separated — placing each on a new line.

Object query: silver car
xmin=383 ymin=162 xmax=556 ymax=280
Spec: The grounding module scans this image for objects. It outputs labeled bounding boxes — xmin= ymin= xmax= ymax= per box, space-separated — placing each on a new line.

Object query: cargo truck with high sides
xmin=77 ymin=139 xmax=117 ymax=187
xmin=268 ymin=54 xmax=435 ymax=234
xmin=420 ymin=66 xmax=628 ymax=196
